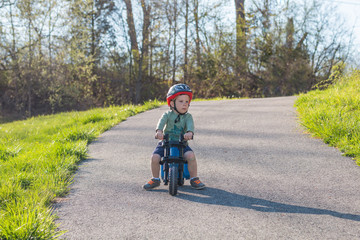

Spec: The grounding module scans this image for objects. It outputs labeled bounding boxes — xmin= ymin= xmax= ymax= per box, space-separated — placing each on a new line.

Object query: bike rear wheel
xmin=169 ymin=164 xmax=178 ymax=196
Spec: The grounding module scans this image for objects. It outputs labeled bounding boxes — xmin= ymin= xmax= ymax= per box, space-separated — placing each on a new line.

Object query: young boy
xmin=143 ymin=83 xmax=205 ymax=190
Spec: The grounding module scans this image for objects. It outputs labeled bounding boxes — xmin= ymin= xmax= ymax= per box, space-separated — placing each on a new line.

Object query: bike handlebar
xmin=155 ymin=133 xmax=193 ymax=141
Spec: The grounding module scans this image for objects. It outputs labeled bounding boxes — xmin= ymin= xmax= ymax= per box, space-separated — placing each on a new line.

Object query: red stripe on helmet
xmin=167 ymin=92 xmax=193 ymax=106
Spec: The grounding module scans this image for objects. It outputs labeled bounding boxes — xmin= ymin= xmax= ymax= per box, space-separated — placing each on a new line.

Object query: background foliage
xmin=0 ymin=0 xmax=355 ymax=119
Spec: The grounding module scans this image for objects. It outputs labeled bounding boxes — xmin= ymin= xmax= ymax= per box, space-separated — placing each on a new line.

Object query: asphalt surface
xmin=56 ymin=97 xmax=360 ymax=239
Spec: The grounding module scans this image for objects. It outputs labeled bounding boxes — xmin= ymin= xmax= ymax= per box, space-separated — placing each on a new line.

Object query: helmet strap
xmin=172 ymin=100 xmax=187 ymax=116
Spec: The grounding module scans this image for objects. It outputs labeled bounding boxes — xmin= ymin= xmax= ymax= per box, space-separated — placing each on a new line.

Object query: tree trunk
xmin=193 ymin=0 xmax=201 ymax=67
xmin=137 ymin=0 xmax=151 ymax=102
xmin=172 ymin=0 xmax=178 ymax=84
xmin=27 ymin=17 xmax=32 ymax=117
xmin=124 ymin=0 xmax=139 ymax=53
xmin=9 ymin=2 xmax=21 ymax=113
xmin=124 ymin=0 xmax=151 ymax=104
xmin=183 ymin=0 xmax=189 ymax=83
xmin=234 ymin=0 xmax=246 ymax=89
xmin=124 ymin=0 xmax=140 ymax=103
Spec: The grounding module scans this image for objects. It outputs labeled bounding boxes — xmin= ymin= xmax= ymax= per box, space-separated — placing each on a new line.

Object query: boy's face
xmin=171 ymin=94 xmax=190 ymax=114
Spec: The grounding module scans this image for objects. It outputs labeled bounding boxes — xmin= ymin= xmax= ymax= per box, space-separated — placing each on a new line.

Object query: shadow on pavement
xmin=176 ymin=186 xmax=360 ymax=222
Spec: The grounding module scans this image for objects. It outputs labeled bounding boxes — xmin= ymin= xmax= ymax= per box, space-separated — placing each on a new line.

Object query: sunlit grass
xmin=295 ymin=70 xmax=360 ymax=165
xmin=0 ymin=100 xmax=163 ymax=239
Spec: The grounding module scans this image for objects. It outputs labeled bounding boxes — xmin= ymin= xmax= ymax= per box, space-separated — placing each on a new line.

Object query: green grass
xmin=0 ymin=100 xmax=163 ymax=239
xmin=295 ymin=70 xmax=360 ymax=165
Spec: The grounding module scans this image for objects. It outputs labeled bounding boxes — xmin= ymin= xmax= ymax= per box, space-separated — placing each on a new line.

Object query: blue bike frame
xmin=160 ymin=134 xmax=190 ymax=195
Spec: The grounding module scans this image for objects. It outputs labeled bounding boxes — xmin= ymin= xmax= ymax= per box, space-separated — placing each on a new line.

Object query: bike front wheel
xmin=178 ymin=166 xmax=184 ymax=186
xmin=169 ymin=163 xmax=178 ymax=196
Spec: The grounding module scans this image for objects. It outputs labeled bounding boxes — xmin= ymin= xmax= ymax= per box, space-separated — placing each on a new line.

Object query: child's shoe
xmin=143 ymin=178 xmax=161 ymax=190
xmin=190 ymin=177 xmax=205 ymax=190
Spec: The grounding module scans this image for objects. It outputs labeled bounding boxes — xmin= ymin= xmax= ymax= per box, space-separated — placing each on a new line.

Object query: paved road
xmin=56 ymin=97 xmax=360 ymax=239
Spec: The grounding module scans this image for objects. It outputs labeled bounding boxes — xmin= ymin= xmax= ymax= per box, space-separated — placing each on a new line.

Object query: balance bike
xmin=160 ymin=134 xmax=190 ymax=196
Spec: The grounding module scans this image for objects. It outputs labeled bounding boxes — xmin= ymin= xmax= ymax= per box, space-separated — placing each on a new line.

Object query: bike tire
xmin=163 ymin=163 xmax=169 ymax=185
xmin=169 ymin=164 xmax=178 ymax=196
xmin=178 ymin=167 xmax=184 ymax=186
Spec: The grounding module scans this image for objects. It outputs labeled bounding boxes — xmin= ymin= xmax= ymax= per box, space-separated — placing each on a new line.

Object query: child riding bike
xmin=143 ymin=83 xmax=205 ymax=190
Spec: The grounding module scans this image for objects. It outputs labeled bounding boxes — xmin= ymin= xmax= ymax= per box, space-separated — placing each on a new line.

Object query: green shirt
xmin=156 ymin=110 xmax=194 ymax=140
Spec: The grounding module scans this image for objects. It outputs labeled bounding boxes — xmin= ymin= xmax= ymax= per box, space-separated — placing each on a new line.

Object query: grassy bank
xmin=295 ymin=70 xmax=360 ymax=165
xmin=0 ymin=100 xmax=163 ymax=239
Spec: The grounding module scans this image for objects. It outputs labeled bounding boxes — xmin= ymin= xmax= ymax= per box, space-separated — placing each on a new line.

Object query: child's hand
xmin=155 ymin=130 xmax=164 ymax=140
xmin=184 ymin=132 xmax=193 ymax=141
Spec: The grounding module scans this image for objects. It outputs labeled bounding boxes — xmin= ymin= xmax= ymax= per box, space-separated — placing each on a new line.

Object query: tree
xmin=171 ymin=0 xmax=178 ymax=84
xmin=193 ymin=0 xmax=201 ymax=68
xmin=234 ymin=0 xmax=247 ymax=91
xmin=65 ymin=0 xmax=116 ymax=107
xmin=183 ymin=0 xmax=189 ymax=83
xmin=123 ymin=0 xmax=151 ymax=103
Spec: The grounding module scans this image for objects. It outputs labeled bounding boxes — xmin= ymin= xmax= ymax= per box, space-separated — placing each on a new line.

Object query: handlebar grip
xmin=155 ymin=133 xmax=168 ymax=140
xmin=182 ymin=133 xmax=194 ymax=141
